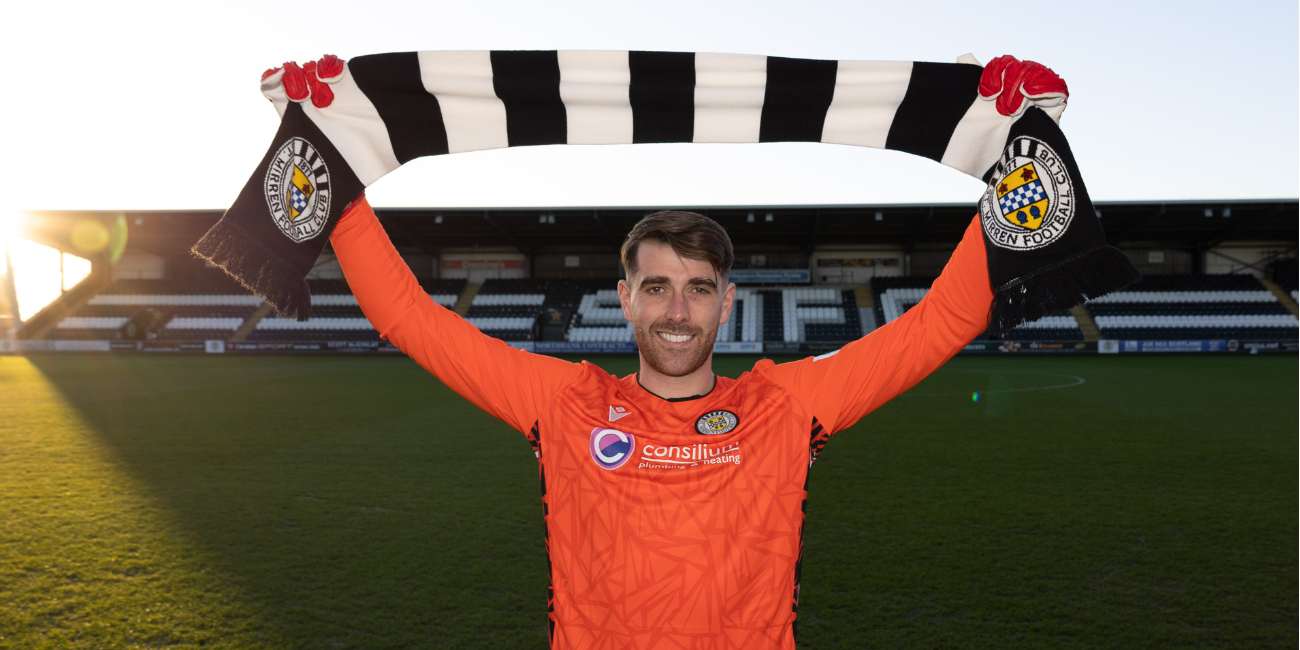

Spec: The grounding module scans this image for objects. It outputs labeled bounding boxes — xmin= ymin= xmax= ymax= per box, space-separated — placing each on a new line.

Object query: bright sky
xmin=2 ymin=0 xmax=1297 ymax=210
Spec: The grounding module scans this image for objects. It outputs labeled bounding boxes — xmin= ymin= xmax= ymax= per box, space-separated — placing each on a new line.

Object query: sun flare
xmin=0 ymin=212 xmax=93 ymax=321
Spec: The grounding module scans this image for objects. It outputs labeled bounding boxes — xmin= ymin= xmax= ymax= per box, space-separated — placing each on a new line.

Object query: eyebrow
xmin=638 ymin=276 xmax=718 ymax=290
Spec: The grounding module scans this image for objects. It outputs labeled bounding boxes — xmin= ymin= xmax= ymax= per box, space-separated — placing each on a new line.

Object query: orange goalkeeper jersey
xmin=331 ymin=197 xmax=993 ymax=649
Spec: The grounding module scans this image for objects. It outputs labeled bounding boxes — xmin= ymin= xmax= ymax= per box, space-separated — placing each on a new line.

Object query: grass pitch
xmin=0 ymin=353 xmax=1295 ymax=649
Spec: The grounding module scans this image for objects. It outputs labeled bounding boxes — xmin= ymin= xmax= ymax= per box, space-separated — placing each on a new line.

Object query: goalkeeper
xmin=331 ymin=193 xmax=992 ymax=649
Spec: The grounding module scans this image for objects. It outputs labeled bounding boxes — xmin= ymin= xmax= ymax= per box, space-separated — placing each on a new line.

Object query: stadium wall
xmin=439 ymin=252 xmax=528 ymax=282
xmin=112 ymin=253 xmax=165 ymax=280
xmin=8 ymin=338 xmax=1297 ymax=356
xmin=1204 ymin=244 xmax=1296 ymax=277
xmin=533 ymin=252 xmax=622 ymax=279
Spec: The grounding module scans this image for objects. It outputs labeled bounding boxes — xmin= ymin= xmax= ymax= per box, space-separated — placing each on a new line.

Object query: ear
xmin=719 ymin=282 xmax=736 ymax=325
xmin=617 ymin=279 xmax=634 ymax=323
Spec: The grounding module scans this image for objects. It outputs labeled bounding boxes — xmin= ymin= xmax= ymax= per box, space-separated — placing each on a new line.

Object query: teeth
xmin=660 ymin=332 xmax=693 ymax=343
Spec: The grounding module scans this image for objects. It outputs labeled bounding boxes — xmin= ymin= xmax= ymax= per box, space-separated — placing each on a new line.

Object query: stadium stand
xmin=998 ymin=310 xmax=1084 ymax=340
xmin=569 ymin=285 xmax=862 ymax=344
xmin=871 ymin=277 xmax=1083 ymax=340
xmin=241 ymin=273 xmax=1298 ymax=345
xmin=872 ymin=278 xmax=934 ymax=329
xmin=14 ymin=199 xmax=1296 ymax=352
xmin=870 ymin=274 xmax=1299 ymax=341
xmin=760 ymin=290 xmax=784 ymax=342
xmin=1085 ymin=275 xmax=1298 ymax=341
xmin=780 ymin=288 xmax=862 ymax=342
xmin=571 ymin=289 xmax=633 ymax=343
xmin=717 ymin=288 xmax=761 ymax=343
xmin=48 ymin=274 xmax=261 ymax=341
xmin=248 ymin=278 xmax=465 ymax=342
xmin=461 ymin=280 xmax=863 ymax=344
xmin=470 ymin=279 xmax=608 ymax=341
xmin=1276 ymin=276 xmax=1298 ymax=304
xmin=45 ymin=269 xmax=1297 ymax=347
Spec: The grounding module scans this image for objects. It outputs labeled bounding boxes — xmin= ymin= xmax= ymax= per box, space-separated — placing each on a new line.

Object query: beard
xmin=634 ymin=319 xmax=718 ymax=378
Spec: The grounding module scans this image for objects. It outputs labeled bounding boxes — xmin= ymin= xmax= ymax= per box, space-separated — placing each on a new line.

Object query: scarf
xmin=192 ymin=50 xmax=1138 ymax=332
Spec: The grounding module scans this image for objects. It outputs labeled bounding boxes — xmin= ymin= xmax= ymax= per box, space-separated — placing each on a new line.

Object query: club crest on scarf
xmin=979 ymin=135 xmax=1075 ymax=251
xmin=264 ymin=137 xmax=331 ymax=242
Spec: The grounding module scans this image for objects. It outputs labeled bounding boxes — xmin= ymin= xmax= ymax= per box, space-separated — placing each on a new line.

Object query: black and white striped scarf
xmin=193 ymin=50 xmax=1137 ymax=330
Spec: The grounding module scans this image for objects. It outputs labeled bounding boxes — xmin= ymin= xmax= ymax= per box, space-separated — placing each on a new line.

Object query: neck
xmin=637 ymin=354 xmax=716 ymax=400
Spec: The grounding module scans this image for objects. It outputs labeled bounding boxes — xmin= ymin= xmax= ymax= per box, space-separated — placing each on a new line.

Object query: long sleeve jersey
xmin=330 ymin=197 xmax=994 ymax=649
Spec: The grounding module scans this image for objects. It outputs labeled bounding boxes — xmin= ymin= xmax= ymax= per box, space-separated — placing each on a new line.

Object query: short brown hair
xmin=620 ymin=211 xmax=734 ymax=281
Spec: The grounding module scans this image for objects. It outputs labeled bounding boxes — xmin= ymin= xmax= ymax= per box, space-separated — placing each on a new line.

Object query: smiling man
xmin=331 ymin=196 xmax=994 ymax=649
xmin=617 ymin=210 xmax=736 ymax=400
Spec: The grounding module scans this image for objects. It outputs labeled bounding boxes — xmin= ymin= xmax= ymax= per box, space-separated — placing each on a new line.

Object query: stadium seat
xmin=468 ymin=278 xmax=610 ymax=341
xmin=782 ymin=288 xmax=861 ymax=343
xmin=569 ymin=290 xmax=633 ymax=342
xmin=245 ymin=278 xmax=468 ymax=343
xmin=1085 ymin=275 xmax=1298 ymax=341
xmin=871 ymin=278 xmax=935 ymax=329
xmin=48 ymin=271 xmax=263 ymax=341
xmin=870 ymin=277 xmax=1085 ymax=341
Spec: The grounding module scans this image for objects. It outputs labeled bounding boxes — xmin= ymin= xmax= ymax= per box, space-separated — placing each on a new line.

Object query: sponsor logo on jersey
xmin=979 ymin=135 xmax=1075 ymax=251
xmin=589 ymin=427 xmax=635 ymax=470
xmin=264 ymin=137 xmax=331 ymax=243
xmin=695 ymin=410 xmax=738 ymax=435
xmin=638 ymin=441 xmax=741 ymax=469
xmin=608 ymin=405 xmax=631 ymax=422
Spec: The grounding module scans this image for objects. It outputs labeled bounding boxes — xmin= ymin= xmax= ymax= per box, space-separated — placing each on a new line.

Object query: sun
xmin=1 ymin=212 xmax=94 ymax=321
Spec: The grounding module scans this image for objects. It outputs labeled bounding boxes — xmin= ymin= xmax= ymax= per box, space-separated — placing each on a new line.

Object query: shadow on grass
xmin=25 ymin=354 xmax=564 ymax=649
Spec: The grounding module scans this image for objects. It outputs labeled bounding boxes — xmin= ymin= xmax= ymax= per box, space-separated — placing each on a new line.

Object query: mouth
xmin=656 ymin=331 xmax=696 ymax=344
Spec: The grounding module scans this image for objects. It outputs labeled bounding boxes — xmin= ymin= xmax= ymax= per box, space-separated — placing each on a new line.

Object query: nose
xmin=666 ymin=290 xmax=689 ymax=324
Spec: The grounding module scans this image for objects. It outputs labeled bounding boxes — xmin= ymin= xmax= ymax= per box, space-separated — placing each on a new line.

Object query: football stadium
xmin=4 ymin=199 xmax=1297 ymax=648
xmin=3 ymin=4 xmax=1298 ymax=650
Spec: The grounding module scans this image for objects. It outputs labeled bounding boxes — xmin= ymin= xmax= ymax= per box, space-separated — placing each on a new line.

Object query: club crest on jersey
xmin=590 ymin=427 xmax=635 ymax=470
xmin=979 ymin=135 xmax=1075 ymax=251
xmin=264 ymin=137 xmax=331 ymax=243
xmin=696 ymin=410 xmax=738 ymax=435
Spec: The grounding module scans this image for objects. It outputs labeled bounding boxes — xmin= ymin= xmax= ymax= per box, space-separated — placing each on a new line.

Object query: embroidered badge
xmin=979 ymin=135 xmax=1075 ymax=251
xmin=264 ymin=137 xmax=331 ymax=242
xmin=695 ymin=410 xmax=738 ymax=435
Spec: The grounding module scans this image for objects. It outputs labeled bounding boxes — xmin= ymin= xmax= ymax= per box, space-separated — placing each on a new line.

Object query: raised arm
xmin=330 ymin=196 xmax=584 ymax=433
xmin=764 ymin=215 xmax=993 ymax=434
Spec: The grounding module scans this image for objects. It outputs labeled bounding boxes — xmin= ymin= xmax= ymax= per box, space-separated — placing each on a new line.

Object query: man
xmin=331 ymin=195 xmax=993 ymax=649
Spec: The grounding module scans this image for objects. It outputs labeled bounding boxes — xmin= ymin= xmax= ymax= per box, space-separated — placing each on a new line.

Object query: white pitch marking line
xmin=902 ymin=371 xmax=1086 ymax=397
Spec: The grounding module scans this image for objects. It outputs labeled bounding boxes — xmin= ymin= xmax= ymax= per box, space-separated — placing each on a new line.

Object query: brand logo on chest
xmin=589 ymin=428 xmax=635 ymax=470
xmin=637 ymin=440 xmax=742 ymax=470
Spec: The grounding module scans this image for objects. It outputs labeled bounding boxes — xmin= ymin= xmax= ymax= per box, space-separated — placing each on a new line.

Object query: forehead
xmin=632 ymin=240 xmax=719 ymax=282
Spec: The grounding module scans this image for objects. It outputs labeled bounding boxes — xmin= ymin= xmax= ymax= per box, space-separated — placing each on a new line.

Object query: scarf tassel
xmin=192 ymin=218 xmax=314 ymax=321
xmin=987 ymin=244 xmax=1139 ymax=337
